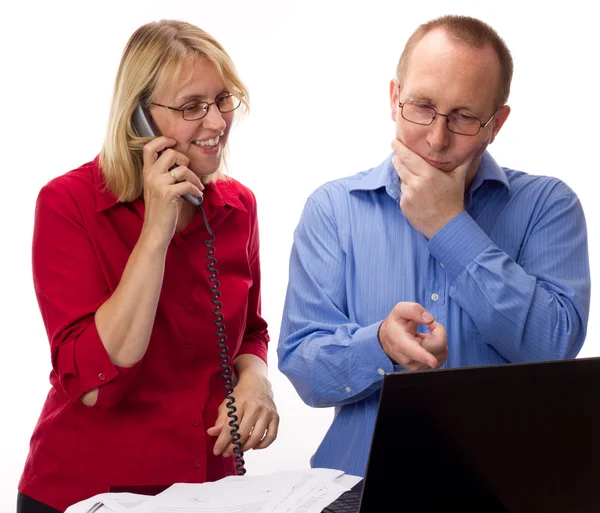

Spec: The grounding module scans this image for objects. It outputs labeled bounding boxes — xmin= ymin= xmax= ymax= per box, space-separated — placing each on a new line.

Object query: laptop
xmin=323 ymin=356 xmax=600 ymax=513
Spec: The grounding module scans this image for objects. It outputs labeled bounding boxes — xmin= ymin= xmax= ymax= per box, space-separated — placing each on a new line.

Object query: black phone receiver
xmin=132 ymin=104 xmax=202 ymax=206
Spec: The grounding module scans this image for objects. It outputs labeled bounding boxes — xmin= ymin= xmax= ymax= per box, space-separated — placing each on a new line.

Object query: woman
xmin=17 ymin=20 xmax=279 ymax=513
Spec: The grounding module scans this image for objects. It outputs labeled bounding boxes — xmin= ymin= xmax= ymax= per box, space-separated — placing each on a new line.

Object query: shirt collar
xmin=205 ymin=177 xmax=247 ymax=213
xmin=92 ymin=156 xmax=246 ymax=213
xmin=468 ymin=150 xmax=510 ymax=194
xmin=348 ymin=150 xmax=510 ymax=202
xmin=347 ymin=153 xmax=396 ymax=195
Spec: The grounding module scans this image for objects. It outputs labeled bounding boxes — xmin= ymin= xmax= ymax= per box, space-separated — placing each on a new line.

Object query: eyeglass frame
xmin=150 ymin=93 xmax=242 ymax=121
xmin=398 ymin=99 xmax=500 ymax=136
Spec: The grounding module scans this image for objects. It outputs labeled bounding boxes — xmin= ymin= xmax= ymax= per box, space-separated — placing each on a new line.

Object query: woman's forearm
xmin=234 ymin=353 xmax=268 ymax=379
xmin=94 ymin=230 xmax=168 ymax=367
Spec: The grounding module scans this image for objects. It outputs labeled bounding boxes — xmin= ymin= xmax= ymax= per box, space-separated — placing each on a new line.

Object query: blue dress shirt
xmin=277 ymin=151 xmax=590 ymax=477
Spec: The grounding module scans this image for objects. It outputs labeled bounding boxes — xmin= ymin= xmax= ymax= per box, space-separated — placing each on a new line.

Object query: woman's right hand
xmin=141 ymin=136 xmax=204 ymax=246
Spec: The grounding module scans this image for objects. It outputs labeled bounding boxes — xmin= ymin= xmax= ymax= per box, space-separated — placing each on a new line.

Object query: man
xmin=277 ymin=15 xmax=590 ymax=477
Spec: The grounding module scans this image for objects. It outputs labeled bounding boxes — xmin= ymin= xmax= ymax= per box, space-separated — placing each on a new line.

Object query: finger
xmin=391 ymin=302 xmax=435 ymax=326
xmin=241 ymin=417 xmax=269 ymax=452
xmin=386 ymin=319 xmax=439 ymax=368
xmin=393 ymin=157 xmax=414 ymax=185
xmin=206 ymin=423 xmax=224 ymax=437
xmin=168 ymin=166 xmax=205 ymax=192
xmin=222 ymin=404 xmax=262 ymax=457
xmin=212 ymin=409 xmax=235 ymax=455
xmin=391 ymin=139 xmax=431 ymax=176
xmin=213 ymin=426 xmax=232 ymax=456
xmin=254 ymin=416 xmax=280 ymax=450
xmin=171 ymin=181 xmax=204 ymax=202
xmin=142 ymin=136 xmax=177 ymax=172
xmin=420 ymin=332 xmax=449 ymax=357
xmin=399 ymin=336 xmax=439 ymax=369
xmin=428 ymin=320 xmax=448 ymax=340
xmin=154 ymin=148 xmax=190 ymax=175
xmin=450 ymin=154 xmax=474 ymax=183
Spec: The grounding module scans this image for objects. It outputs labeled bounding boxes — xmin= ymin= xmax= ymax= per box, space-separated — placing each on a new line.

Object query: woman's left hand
xmin=207 ymin=369 xmax=279 ymax=457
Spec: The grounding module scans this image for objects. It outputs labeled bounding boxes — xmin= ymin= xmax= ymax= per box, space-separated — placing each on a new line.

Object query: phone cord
xmin=199 ymin=204 xmax=246 ymax=476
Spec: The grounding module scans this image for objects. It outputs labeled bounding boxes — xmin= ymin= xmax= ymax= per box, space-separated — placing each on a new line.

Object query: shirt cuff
xmin=237 ymin=337 xmax=269 ymax=365
xmin=94 ymin=360 xmax=143 ymax=409
xmin=352 ymin=321 xmax=395 ymax=375
xmin=57 ymin=320 xmax=120 ymax=401
xmin=428 ymin=211 xmax=493 ymax=284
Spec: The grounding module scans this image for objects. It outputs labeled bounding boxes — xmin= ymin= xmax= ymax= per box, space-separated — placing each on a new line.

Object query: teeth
xmin=194 ymin=136 xmax=220 ymax=148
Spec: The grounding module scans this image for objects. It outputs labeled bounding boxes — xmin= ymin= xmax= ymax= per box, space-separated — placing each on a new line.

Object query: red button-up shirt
xmin=18 ymin=157 xmax=269 ymax=511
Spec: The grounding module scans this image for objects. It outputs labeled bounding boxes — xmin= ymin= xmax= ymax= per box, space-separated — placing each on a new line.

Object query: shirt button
xmin=345 ymin=386 xmax=351 ymax=393
xmin=183 ymin=342 xmax=192 ymax=350
xmin=191 ymin=419 xmax=200 ymax=427
xmin=377 ymin=368 xmax=385 ymax=376
xmin=182 ymin=379 xmax=191 ymax=388
xmin=98 ymin=373 xmax=106 ymax=381
xmin=194 ymin=460 xmax=202 ymax=467
xmin=180 ymin=297 xmax=190 ymax=307
xmin=431 ymin=293 xmax=439 ymax=301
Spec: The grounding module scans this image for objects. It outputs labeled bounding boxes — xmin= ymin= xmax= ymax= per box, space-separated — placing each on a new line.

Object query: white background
xmin=1 ymin=1 xmax=597 ymax=511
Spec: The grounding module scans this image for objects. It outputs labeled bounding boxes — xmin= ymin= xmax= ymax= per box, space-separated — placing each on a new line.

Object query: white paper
xmin=270 ymin=471 xmax=352 ymax=513
xmin=65 ymin=492 xmax=153 ymax=513
xmin=64 ymin=468 xmax=360 ymax=513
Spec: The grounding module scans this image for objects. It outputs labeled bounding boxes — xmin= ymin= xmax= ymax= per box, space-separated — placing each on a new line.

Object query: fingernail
xmin=422 ymin=312 xmax=434 ymax=323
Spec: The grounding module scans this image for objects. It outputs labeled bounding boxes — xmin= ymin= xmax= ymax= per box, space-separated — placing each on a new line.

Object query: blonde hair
xmin=99 ymin=20 xmax=249 ymax=202
xmin=396 ymin=15 xmax=513 ymax=107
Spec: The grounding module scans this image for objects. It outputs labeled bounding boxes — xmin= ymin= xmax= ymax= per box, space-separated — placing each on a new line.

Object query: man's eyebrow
xmin=404 ymin=93 xmax=481 ymax=114
xmin=407 ymin=93 xmax=433 ymax=102
xmin=451 ymin=104 xmax=479 ymax=113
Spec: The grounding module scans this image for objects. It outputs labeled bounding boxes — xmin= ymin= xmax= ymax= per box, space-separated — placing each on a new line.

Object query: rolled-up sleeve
xmin=33 ymin=182 xmax=141 ymax=407
xmin=236 ymin=192 xmax=269 ymax=364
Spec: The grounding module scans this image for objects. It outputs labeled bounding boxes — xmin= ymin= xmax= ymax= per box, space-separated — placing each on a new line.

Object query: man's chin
xmin=423 ymin=157 xmax=454 ymax=172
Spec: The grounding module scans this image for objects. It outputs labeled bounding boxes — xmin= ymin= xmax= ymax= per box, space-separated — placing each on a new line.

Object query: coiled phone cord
xmin=198 ymin=203 xmax=246 ymax=476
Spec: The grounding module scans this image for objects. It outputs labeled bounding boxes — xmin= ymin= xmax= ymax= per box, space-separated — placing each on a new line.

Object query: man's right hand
xmin=378 ymin=302 xmax=448 ymax=371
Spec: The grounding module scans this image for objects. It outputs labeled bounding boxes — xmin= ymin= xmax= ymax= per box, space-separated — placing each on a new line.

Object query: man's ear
xmin=390 ymin=79 xmax=400 ymax=121
xmin=489 ymin=104 xmax=511 ymax=144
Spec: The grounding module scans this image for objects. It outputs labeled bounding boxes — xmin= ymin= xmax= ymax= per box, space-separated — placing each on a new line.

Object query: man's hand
xmin=207 ymin=371 xmax=279 ymax=457
xmin=378 ymin=302 xmax=448 ymax=371
xmin=391 ymin=139 xmax=472 ymax=239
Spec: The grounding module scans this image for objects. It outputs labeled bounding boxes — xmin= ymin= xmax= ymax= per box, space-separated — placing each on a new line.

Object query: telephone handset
xmin=132 ymin=104 xmax=202 ymax=206
xmin=131 ymin=103 xmax=246 ymax=475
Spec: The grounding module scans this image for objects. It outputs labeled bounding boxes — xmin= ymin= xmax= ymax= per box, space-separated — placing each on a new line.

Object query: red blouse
xmin=18 ymin=157 xmax=269 ymax=511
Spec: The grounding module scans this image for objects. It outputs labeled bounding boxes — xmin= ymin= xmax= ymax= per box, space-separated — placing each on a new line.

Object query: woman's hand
xmin=141 ymin=137 xmax=204 ymax=246
xmin=207 ymin=358 xmax=279 ymax=457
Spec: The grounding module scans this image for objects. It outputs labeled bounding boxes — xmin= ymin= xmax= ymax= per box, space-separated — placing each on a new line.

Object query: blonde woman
xmin=18 ymin=20 xmax=279 ymax=513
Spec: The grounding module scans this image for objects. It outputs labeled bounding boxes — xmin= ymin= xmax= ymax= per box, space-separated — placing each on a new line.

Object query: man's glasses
xmin=398 ymin=100 xmax=499 ymax=136
xmin=151 ymin=94 xmax=242 ymax=121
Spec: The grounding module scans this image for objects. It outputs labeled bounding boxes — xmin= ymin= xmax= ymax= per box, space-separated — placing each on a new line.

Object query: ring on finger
xmin=169 ymin=169 xmax=178 ymax=183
